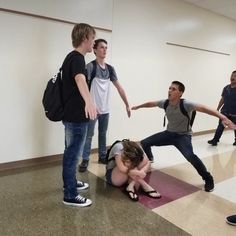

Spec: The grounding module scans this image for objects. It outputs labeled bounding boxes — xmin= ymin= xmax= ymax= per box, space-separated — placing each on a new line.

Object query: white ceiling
xmin=182 ymin=0 xmax=236 ymax=21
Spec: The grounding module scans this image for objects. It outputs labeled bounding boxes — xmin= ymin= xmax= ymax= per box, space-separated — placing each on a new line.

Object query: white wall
xmin=109 ymin=0 xmax=236 ymax=142
xmin=0 ymin=0 xmax=113 ymax=29
xmin=0 ymin=0 xmax=112 ymax=164
xmin=0 ymin=0 xmax=236 ymax=164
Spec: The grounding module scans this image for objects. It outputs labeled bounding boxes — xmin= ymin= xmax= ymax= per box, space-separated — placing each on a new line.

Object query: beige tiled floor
xmin=1 ymin=131 xmax=236 ymax=235
xmin=88 ymin=131 xmax=236 ymax=235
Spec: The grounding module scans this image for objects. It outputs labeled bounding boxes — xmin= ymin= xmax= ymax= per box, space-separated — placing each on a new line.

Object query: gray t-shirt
xmin=86 ymin=61 xmax=118 ymax=114
xmin=106 ymin=142 xmax=123 ymax=170
xmin=158 ymin=99 xmax=196 ymax=134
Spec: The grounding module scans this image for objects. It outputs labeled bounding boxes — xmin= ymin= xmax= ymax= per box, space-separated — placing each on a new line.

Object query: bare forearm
xmin=75 ymin=75 xmax=93 ymax=104
xmin=132 ymin=101 xmax=158 ymax=110
xmin=75 ymin=74 xmax=97 ymax=119
xmin=117 ymin=87 xmax=129 ymax=107
xmin=196 ymin=105 xmax=225 ymax=120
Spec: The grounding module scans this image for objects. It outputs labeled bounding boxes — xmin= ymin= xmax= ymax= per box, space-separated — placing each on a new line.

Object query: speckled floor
xmin=0 ymin=163 xmax=188 ymax=236
xmin=1 ymin=131 xmax=236 ymax=235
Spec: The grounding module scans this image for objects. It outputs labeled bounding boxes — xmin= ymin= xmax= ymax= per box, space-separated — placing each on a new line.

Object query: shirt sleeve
xmin=71 ymin=55 xmax=86 ymax=79
xmin=221 ymin=85 xmax=228 ymax=97
xmin=157 ymin=100 xmax=166 ymax=109
xmin=109 ymin=142 xmax=123 ymax=158
xmin=183 ymin=99 xmax=197 ymax=112
xmin=109 ymin=66 xmax=118 ymax=82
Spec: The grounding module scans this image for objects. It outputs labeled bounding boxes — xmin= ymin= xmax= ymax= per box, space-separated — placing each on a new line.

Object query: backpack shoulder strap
xmin=88 ymin=60 xmax=97 ymax=90
xmin=163 ymin=99 xmax=169 ymax=111
xmin=190 ymin=110 xmax=196 ymax=127
xmin=180 ymin=99 xmax=196 ymax=128
xmin=106 ymin=140 xmax=122 ymax=163
xmin=179 ymin=99 xmax=189 ymax=118
xmin=106 ymin=63 xmax=113 ymax=80
xmin=106 ymin=139 xmax=130 ymax=163
xmin=163 ymin=99 xmax=169 ymax=127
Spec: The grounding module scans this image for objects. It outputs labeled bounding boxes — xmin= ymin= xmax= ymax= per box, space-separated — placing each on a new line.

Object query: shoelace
xmin=77 ymin=181 xmax=84 ymax=187
xmin=75 ymin=195 xmax=86 ymax=202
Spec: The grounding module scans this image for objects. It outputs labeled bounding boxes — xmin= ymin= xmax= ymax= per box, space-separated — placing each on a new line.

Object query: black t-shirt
xmin=221 ymin=85 xmax=236 ymax=115
xmin=61 ymin=50 xmax=89 ymax=122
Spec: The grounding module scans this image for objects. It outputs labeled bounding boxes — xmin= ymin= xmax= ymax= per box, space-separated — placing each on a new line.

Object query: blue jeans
xmin=82 ymin=113 xmax=109 ymax=161
xmin=212 ymin=114 xmax=236 ymax=141
xmin=141 ymin=130 xmax=211 ymax=180
xmin=62 ymin=121 xmax=88 ymax=199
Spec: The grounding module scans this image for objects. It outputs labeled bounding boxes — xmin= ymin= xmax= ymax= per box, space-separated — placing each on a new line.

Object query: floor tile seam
xmin=152 ymin=148 xmax=235 ymax=173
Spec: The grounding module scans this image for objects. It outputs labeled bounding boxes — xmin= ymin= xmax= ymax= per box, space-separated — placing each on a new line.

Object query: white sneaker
xmin=63 ymin=194 xmax=92 ymax=207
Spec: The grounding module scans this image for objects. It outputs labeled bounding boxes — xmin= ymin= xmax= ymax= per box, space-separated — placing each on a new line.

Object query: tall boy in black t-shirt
xmin=62 ymin=23 xmax=97 ymax=207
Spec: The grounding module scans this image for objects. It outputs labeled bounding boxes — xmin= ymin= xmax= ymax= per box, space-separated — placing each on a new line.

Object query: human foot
xmin=124 ymin=186 xmax=139 ymax=201
xmin=141 ymin=187 xmax=161 ymax=198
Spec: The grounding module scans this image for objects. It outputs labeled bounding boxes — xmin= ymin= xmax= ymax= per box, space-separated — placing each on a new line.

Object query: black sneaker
xmin=79 ymin=160 xmax=89 ymax=172
xmin=63 ymin=194 xmax=92 ymax=207
xmin=98 ymin=158 xmax=107 ymax=164
xmin=204 ymin=176 xmax=214 ymax=192
xmin=207 ymin=139 xmax=218 ymax=146
xmin=63 ymin=181 xmax=89 ymax=190
xmin=77 ymin=181 xmax=89 ymax=190
xmin=226 ymin=215 xmax=236 ymax=226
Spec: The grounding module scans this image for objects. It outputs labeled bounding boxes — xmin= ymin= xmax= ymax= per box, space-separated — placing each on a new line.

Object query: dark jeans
xmin=141 ymin=130 xmax=211 ymax=180
xmin=62 ymin=121 xmax=88 ymax=199
xmin=212 ymin=114 xmax=236 ymax=141
xmin=82 ymin=113 xmax=109 ymax=161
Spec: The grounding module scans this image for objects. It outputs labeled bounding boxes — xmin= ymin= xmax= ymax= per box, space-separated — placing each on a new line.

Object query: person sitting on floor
xmin=105 ymin=139 xmax=161 ymax=201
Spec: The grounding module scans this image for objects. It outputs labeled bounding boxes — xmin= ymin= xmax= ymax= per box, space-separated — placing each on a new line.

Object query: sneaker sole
xmin=226 ymin=219 xmax=236 ymax=226
xmin=63 ymin=200 xmax=92 ymax=207
xmin=204 ymin=188 xmax=214 ymax=192
xmin=63 ymin=183 xmax=89 ymax=191
xmin=77 ymin=185 xmax=89 ymax=190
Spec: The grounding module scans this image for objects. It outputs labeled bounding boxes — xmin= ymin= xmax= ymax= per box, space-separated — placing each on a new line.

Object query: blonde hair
xmin=71 ymin=23 xmax=96 ymax=48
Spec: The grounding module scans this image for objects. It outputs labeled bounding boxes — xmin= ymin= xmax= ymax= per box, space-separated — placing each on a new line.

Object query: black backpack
xmin=42 ymin=54 xmax=76 ymax=122
xmin=163 ymin=99 xmax=196 ymax=130
xmin=105 ymin=139 xmax=129 ymax=164
xmin=88 ymin=60 xmax=113 ymax=90
xmin=42 ymin=68 xmax=64 ymax=122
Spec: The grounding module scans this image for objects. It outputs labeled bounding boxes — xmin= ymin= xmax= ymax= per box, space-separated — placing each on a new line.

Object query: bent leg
xmin=213 ymin=119 xmax=225 ymax=142
xmin=109 ymin=167 xmax=129 ymax=187
xmin=140 ymin=131 xmax=172 ymax=161
xmin=175 ymin=134 xmax=212 ymax=180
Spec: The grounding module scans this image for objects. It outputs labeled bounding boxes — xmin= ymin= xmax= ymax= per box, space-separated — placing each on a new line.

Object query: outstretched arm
xmin=195 ymin=104 xmax=236 ymax=129
xmin=112 ymin=80 xmax=131 ymax=117
xmin=131 ymin=101 xmax=158 ymax=110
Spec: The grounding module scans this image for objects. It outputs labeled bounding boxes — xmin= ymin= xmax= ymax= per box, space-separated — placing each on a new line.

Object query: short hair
xmin=232 ymin=70 xmax=236 ymax=74
xmin=93 ymin=38 xmax=107 ymax=49
xmin=172 ymin=81 xmax=185 ymax=93
xmin=122 ymin=140 xmax=144 ymax=168
xmin=71 ymin=23 xmax=95 ymax=48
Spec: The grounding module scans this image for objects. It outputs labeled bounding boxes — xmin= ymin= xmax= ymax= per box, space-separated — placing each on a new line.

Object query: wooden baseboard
xmin=0 ymin=129 xmax=216 ymax=172
xmin=192 ymin=129 xmax=216 ymax=136
xmin=0 ymin=154 xmax=63 ymax=172
xmin=0 ymin=148 xmax=98 ymax=172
